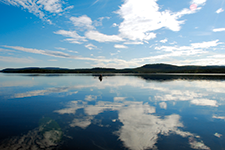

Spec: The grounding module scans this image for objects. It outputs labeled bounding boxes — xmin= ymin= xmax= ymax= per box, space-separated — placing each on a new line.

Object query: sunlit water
xmin=0 ymin=73 xmax=225 ymax=150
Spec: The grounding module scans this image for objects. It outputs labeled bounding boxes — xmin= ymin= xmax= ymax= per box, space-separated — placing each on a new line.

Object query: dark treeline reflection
xmin=5 ymin=73 xmax=225 ymax=81
xmin=135 ymin=74 xmax=225 ymax=82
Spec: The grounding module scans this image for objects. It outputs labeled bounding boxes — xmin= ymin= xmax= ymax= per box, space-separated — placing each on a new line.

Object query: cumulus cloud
xmin=37 ymin=0 xmax=63 ymax=13
xmin=160 ymin=38 xmax=168 ymax=43
xmin=55 ymin=47 xmax=66 ymax=50
xmin=213 ymin=28 xmax=225 ymax=32
xmin=212 ymin=115 xmax=225 ymax=120
xmin=115 ymin=0 xmax=204 ymax=42
xmin=155 ymin=39 xmax=221 ymax=53
xmin=191 ymin=39 xmax=222 ymax=48
xmin=190 ymin=99 xmax=218 ymax=107
xmin=159 ymin=102 xmax=167 ymax=109
xmin=85 ymin=95 xmax=97 ymax=101
xmin=124 ymin=41 xmax=144 ymax=45
xmin=114 ymin=97 xmax=126 ymax=101
xmin=112 ymin=23 xmax=118 ymax=27
xmin=114 ymin=44 xmax=128 ymax=49
xmin=70 ymin=15 xmax=95 ymax=30
xmin=85 ymin=43 xmax=97 ymax=50
xmin=216 ymin=8 xmax=224 ymax=14
xmin=54 ymin=30 xmax=87 ymax=44
xmin=85 ymin=30 xmax=124 ymax=42
xmin=0 ymin=0 xmax=68 ymax=21
xmin=191 ymin=0 xmax=206 ymax=5
xmin=93 ymin=16 xmax=110 ymax=26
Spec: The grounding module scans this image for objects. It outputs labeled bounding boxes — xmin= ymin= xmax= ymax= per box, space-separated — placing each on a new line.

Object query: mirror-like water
xmin=0 ymin=73 xmax=225 ymax=150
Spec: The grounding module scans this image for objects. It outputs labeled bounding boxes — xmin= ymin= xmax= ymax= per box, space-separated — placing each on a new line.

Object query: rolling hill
xmin=1 ymin=63 xmax=225 ymax=73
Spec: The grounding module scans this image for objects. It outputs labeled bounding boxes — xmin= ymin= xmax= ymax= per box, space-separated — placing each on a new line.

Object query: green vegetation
xmin=1 ymin=63 xmax=225 ymax=73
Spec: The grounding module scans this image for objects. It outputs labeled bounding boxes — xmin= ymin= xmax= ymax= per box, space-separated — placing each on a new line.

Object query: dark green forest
xmin=1 ymin=63 xmax=225 ymax=73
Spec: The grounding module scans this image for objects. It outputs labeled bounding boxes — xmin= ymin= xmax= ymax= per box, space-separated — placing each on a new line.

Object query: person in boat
xmin=99 ymin=74 xmax=103 ymax=81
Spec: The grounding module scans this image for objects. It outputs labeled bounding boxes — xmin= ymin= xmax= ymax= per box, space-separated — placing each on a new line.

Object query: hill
xmin=1 ymin=63 xmax=225 ymax=73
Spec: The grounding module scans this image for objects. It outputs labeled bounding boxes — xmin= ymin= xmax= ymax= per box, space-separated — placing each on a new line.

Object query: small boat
xmin=99 ymin=74 xmax=103 ymax=81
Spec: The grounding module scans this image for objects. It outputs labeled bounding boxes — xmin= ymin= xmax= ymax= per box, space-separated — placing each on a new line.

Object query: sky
xmin=0 ymin=0 xmax=225 ymax=69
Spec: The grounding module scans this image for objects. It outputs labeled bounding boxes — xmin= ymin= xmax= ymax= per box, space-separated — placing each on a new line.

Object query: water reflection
xmin=1 ymin=74 xmax=225 ymax=149
xmin=136 ymin=74 xmax=225 ymax=82
xmin=99 ymin=74 xmax=103 ymax=82
xmin=0 ymin=117 xmax=62 ymax=150
xmin=10 ymin=74 xmax=225 ymax=107
xmin=54 ymin=99 xmax=210 ymax=150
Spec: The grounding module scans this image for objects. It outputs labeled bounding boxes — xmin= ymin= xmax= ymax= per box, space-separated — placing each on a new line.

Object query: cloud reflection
xmin=11 ymin=75 xmax=225 ymax=109
xmin=12 ymin=87 xmax=79 ymax=98
xmin=70 ymin=116 xmax=93 ymax=129
xmin=55 ymin=98 xmax=210 ymax=150
xmin=0 ymin=117 xmax=62 ymax=150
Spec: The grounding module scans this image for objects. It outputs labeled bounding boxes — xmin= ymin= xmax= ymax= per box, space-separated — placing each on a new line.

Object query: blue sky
xmin=0 ymin=0 xmax=225 ymax=69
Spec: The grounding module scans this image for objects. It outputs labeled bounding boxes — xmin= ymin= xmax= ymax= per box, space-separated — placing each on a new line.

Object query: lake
xmin=0 ymin=73 xmax=225 ymax=150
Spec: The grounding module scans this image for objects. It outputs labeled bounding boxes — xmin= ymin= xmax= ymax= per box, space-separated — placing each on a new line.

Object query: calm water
xmin=0 ymin=73 xmax=225 ymax=150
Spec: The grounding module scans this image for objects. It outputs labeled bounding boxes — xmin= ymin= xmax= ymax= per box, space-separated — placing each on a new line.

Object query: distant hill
xmin=1 ymin=63 xmax=225 ymax=73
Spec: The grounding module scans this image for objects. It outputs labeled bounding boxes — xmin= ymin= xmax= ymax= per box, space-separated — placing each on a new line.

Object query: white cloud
xmin=212 ymin=115 xmax=225 ymax=120
xmin=191 ymin=0 xmax=206 ymax=5
xmin=85 ymin=43 xmax=97 ymax=50
xmin=110 ymin=50 xmax=121 ymax=56
xmin=160 ymin=38 xmax=168 ymax=43
xmin=213 ymin=28 xmax=225 ymax=32
xmin=115 ymin=0 xmax=203 ymax=42
xmin=2 ymin=45 xmax=138 ymax=69
xmin=114 ymin=97 xmax=126 ymax=101
xmin=55 ymin=47 xmax=66 ymax=50
xmin=112 ymin=23 xmax=118 ymax=27
xmin=0 ymin=48 xmax=14 ymax=52
xmin=124 ymin=41 xmax=144 ymax=45
xmin=1 ymin=0 xmax=67 ymax=20
xmin=114 ymin=44 xmax=128 ymax=49
xmin=93 ymin=17 xmax=110 ymax=26
xmin=85 ymin=30 xmax=124 ymax=42
xmin=4 ymin=45 xmax=72 ymax=58
xmin=216 ymin=8 xmax=224 ymax=14
xmin=159 ymin=102 xmax=167 ymax=109
xmin=189 ymin=57 xmax=225 ymax=66
xmin=54 ymin=30 xmax=87 ymax=44
xmin=37 ymin=0 xmax=63 ymax=13
xmin=85 ymin=95 xmax=97 ymax=101
xmin=169 ymin=41 xmax=177 ymax=45
xmin=70 ymin=15 xmax=95 ymax=30
xmin=190 ymin=99 xmax=218 ymax=107
xmin=191 ymin=39 xmax=221 ymax=48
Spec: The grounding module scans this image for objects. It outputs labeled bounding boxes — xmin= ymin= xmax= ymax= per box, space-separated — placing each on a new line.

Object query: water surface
xmin=0 ymin=73 xmax=225 ymax=150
